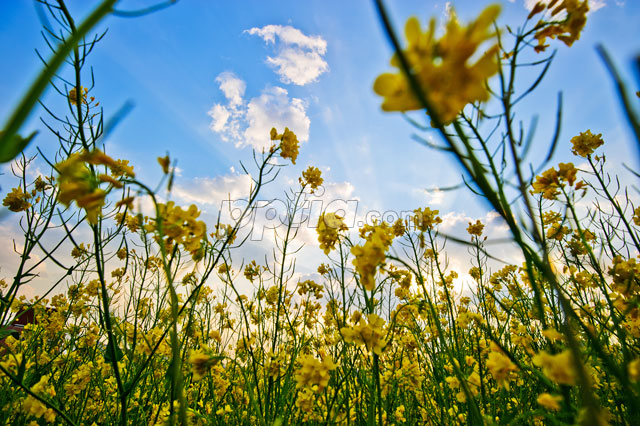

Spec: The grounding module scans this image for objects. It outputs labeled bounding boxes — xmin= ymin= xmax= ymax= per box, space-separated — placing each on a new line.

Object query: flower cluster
xmin=55 ymin=149 xmax=135 ymax=224
xmin=271 ymin=127 xmax=300 ymax=164
xmin=571 ymin=129 xmax=604 ymax=157
xmin=374 ymin=5 xmax=501 ymax=124
xmin=413 ymin=207 xmax=442 ymax=232
xmin=316 ymin=212 xmax=348 ymax=255
xmin=300 ymin=166 xmax=323 ymax=193
xmin=531 ymin=162 xmax=580 ymax=200
xmin=466 ymin=220 xmax=484 ymax=237
xmin=351 ymin=222 xmax=397 ymax=291
xmin=341 ymin=313 xmax=387 ymax=355
xmin=3 ymin=186 xmax=32 ymax=212
xmin=149 ymin=201 xmax=207 ymax=260
xmin=294 ymin=354 xmax=336 ymax=392
xmin=529 ymin=0 xmax=589 ymax=52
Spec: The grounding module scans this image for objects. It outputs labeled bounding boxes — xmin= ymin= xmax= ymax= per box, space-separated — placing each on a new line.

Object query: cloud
xmin=216 ymin=71 xmax=245 ymax=107
xmin=246 ymin=25 xmax=328 ymax=86
xmin=208 ymin=75 xmax=310 ymax=150
xmin=173 ymin=173 xmax=253 ymax=206
xmin=207 ymin=72 xmax=246 ymax=142
xmin=412 ymin=187 xmax=445 ymax=206
xmin=244 ymin=87 xmax=309 ymax=150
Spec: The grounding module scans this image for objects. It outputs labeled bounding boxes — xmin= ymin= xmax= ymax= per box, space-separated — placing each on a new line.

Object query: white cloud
xmin=209 ymin=76 xmax=310 ymax=151
xmin=412 ymin=187 xmax=445 ymax=205
xmin=173 ymin=173 xmax=253 ymax=206
xmin=246 ymin=25 xmax=328 ymax=86
xmin=207 ymin=72 xmax=246 ymax=143
xmin=216 ymin=71 xmax=246 ymax=107
xmin=244 ymin=87 xmax=309 ymax=150
xmin=208 ymin=104 xmax=231 ymax=132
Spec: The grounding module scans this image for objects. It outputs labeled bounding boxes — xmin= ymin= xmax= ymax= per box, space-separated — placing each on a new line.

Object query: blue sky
xmin=1 ymin=0 xmax=640 ymax=296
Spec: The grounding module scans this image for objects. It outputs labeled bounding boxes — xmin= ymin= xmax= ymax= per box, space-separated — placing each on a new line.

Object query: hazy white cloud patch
xmin=246 ymin=25 xmax=328 ymax=86
xmin=412 ymin=187 xmax=445 ymax=206
xmin=208 ymin=71 xmax=246 ymax=142
xmin=216 ymin=71 xmax=245 ymax=107
xmin=209 ymin=72 xmax=310 ymax=150
xmin=173 ymin=173 xmax=253 ymax=207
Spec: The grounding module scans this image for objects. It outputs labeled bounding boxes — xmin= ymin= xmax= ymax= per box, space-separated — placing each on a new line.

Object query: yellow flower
xmin=270 ymin=127 xmax=300 ymax=164
xmin=351 ymin=223 xmax=396 ymax=291
xmin=532 ymin=350 xmax=576 ymax=385
xmin=571 ymin=130 xmax=604 ymax=157
xmin=413 ymin=207 xmax=442 ymax=232
xmin=34 ymin=175 xmax=49 ymax=192
xmin=317 ymin=212 xmax=348 ymax=254
xmin=157 ymin=155 xmax=170 ymax=174
xmin=629 ymin=358 xmax=640 ymax=382
xmin=466 ymin=219 xmax=484 ymax=236
xmin=64 ymin=362 xmax=93 ymax=397
xmin=634 ymin=207 xmax=640 ymax=226
xmin=542 ymin=328 xmax=564 ymax=342
xmin=608 ymin=255 xmax=640 ymax=296
xmin=374 ymin=5 xmax=501 ymax=124
xmin=111 ymin=159 xmax=135 ymax=178
xmin=151 ymin=201 xmax=208 ymax=260
xmin=56 ymin=149 xmax=130 ymax=224
xmin=317 ymin=263 xmax=330 ymax=275
xmin=116 ymin=248 xmax=127 ymax=260
xmin=537 ymin=393 xmax=562 ymax=411
xmin=341 ymin=313 xmax=387 ymax=355
xmin=395 ymin=405 xmax=407 ymax=423
xmin=530 ymin=0 xmax=589 ymax=52
xmin=189 ymin=348 xmax=219 ymax=381
xmin=22 ymin=375 xmax=56 ymax=422
xmin=294 ymin=354 xmax=336 ymax=391
xmin=531 ymin=162 xmax=578 ymax=200
xmin=546 ymin=222 xmax=569 ymax=241
xmin=68 ymin=86 xmax=88 ymax=106
xmin=215 ymin=404 xmax=233 ymax=416
xmin=211 ymin=223 xmax=237 ymax=244
xmin=300 ymin=166 xmax=323 ymax=193
xmin=3 ymin=186 xmax=32 ymax=212
xmin=486 ymin=349 xmax=518 ymax=388
xmin=244 ymin=260 xmax=261 ymax=282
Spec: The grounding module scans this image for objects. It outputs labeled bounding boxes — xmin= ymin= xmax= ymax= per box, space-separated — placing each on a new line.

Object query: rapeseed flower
xmin=189 ymin=348 xmax=219 ymax=381
xmin=56 ymin=149 xmax=132 ymax=224
xmin=351 ymin=223 xmax=396 ymax=291
xmin=571 ymin=130 xmax=604 ymax=157
xmin=341 ymin=313 xmax=387 ymax=355
xmin=537 ymin=393 xmax=562 ymax=411
xmin=374 ymin=5 xmax=501 ymax=124
xmin=486 ymin=349 xmax=517 ymax=388
xmin=317 ymin=212 xmax=348 ymax=254
xmin=532 ymin=350 xmax=576 ymax=385
xmin=294 ymin=354 xmax=336 ymax=391
xmin=300 ymin=166 xmax=323 ymax=193
xmin=271 ymin=127 xmax=300 ymax=164
xmin=529 ymin=0 xmax=589 ymax=52
xmin=2 ymin=186 xmax=32 ymax=212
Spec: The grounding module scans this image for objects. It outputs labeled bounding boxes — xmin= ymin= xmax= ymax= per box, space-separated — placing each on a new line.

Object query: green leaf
xmin=104 ymin=338 xmax=124 ymax=363
xmin=0 ymin=131 xmax=37 ymax=163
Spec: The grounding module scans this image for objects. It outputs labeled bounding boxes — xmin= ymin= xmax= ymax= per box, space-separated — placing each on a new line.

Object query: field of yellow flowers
xmin=1 ymin=0 xmax=640 ymax=425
